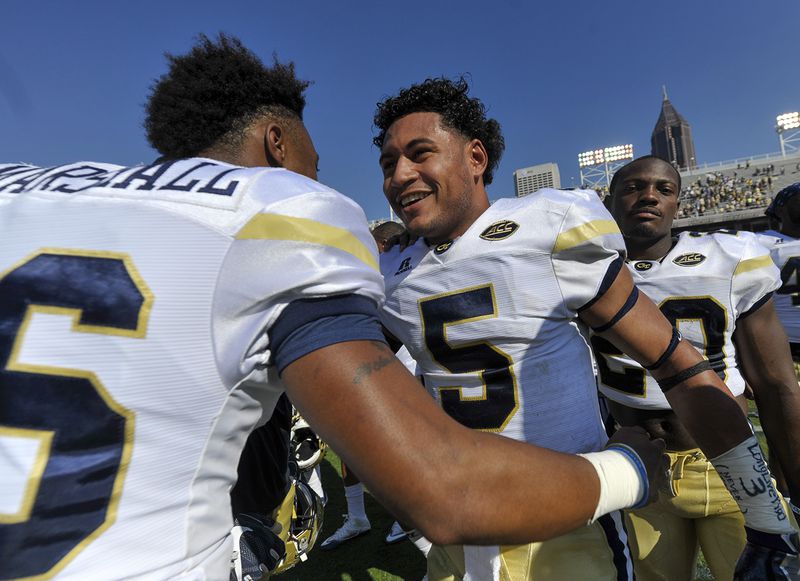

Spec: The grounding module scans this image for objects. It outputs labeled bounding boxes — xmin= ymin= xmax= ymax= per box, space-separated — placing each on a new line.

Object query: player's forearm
xmin=654 ymin=343 xmax=753 ymax=457
xmin=734 ymin=306 xmax=800 ymax=500
xmin=396 ymin=426 xmax=604 ymax=545
xmin=284 ymin=340 xmax=619 ymax=545
xmin=755 ymin=385 xmax=800 ymax=501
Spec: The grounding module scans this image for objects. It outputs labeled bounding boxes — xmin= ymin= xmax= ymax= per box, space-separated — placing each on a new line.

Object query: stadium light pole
xmin=776 ymin=112 xmax=800 ymax=157
xmin=578 ymin=145 xmax=634 ymax=193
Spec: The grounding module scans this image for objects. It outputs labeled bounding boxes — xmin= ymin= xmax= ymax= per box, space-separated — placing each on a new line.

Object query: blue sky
xmin=2 ymin=0 xmax=798 ymax=220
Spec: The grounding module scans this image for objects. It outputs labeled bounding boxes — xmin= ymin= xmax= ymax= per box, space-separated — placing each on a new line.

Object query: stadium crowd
xmin=676 ymin=173 xmax=773 ymax=217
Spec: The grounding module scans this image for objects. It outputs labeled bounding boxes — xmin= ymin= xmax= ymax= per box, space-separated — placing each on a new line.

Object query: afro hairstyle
xmin=145 ymin=33 xmax=310 ymax=159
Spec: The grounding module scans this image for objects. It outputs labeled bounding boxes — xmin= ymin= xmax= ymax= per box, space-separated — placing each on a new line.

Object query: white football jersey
xmin=0 ymin=160 xmax=382 ymax=580
xmin=755 ymin=231 xmax=800 ymax=343
xmin=594 ymin=231 xmax=779 ymax=410
xmin=380 ymin=189 xmax=625 ymax=455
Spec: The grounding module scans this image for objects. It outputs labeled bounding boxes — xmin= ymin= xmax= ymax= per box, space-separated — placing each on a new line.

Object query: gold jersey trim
xmin=734 ymin=255 xmax=773 ymax=276
xmin=236 ymin=213 xmax=378 ymax=271
xmin=553 ymin=220 xmax=620 ymax=253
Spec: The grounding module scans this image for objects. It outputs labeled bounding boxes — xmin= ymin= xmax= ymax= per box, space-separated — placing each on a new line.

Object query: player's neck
xmin=427 ymin=196 xmax=490 ymax=245
xmin=624 ymin=234 xmax=675 ymax=261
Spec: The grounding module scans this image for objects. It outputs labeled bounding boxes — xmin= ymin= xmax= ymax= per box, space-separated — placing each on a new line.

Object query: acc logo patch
xmin=434 ymin=241 xmax=453 ymax=255
xmin=634 ymin=261 xmax=653 ymax=271
xmin=672 ymin=252 xmax=706 ymax=267
xmin=480 ymin=220 xmax=519 ymax=241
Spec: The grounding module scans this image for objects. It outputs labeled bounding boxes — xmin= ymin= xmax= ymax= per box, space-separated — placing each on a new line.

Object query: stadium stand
xmin=673 ymin=151 xmax=800 ymax=231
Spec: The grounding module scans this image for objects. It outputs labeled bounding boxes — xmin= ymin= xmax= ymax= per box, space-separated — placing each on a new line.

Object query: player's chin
xmin=403 ymin=217 xmax=432 ymax=239
xmin=625 ymin=221 xmax=663 ymax=239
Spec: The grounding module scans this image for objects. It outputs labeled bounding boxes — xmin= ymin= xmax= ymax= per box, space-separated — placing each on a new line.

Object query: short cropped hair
xmin=145 ymin=33 xmax=310 ymax=159
xmin=609 ymin=155 xmax=682 ymax=195
xmin=373 ymin=77 xmax=505 ymax=185
xmin=371 ymin=220 xmax=405 ymax=240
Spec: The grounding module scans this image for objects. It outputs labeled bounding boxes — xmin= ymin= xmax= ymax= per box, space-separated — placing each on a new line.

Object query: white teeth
xmin=400 ymin=192 xmax=430 ymax=207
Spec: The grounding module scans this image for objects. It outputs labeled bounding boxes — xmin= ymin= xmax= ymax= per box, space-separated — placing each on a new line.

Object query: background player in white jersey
xmin=597 ymin=156 xmax=800 ymax=580
xmin=373 ymin=77 xmax=798 ymax=581
xmin=760 ymin=183 xmax=800 ymax=373
xmin=0 ymin=35 xmax=667 ymax=581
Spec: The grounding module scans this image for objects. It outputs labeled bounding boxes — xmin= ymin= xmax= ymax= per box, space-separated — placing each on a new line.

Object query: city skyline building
xmin=651 ymin=86 xmax=697 ymax=169
xmin=513 ymin=163 xmax=561 ymax=197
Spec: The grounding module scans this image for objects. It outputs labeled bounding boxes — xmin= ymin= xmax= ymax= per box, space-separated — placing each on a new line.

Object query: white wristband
xmin=711 ymin=435 xmax=794 ymax=534
xmin=578 ymin=446 xmax=646 ymax=524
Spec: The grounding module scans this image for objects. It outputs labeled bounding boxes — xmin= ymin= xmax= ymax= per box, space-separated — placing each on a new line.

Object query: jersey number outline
xmin=591 ymin=296 xmax=727 ymax=397
xmin=418 ymin=284 xmax=518 ymax=431
xmin=0 ymin=249 xmax=152 ymax=580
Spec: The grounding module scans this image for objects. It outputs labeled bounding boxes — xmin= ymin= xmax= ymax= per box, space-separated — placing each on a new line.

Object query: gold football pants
xmin=427 ymin=512 xmax=633 ymax=580
xmin=626 ymin=448 xmax=797 ymax=581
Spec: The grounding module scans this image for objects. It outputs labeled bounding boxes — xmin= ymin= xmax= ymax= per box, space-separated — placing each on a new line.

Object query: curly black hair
xmin=373 ymin=77 xmax=505 ymax=185
xmin=145 ymin=33 xmax=311 ymax=159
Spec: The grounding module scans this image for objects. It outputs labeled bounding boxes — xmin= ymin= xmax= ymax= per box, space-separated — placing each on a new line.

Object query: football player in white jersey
xmin=373 ymin=78 xmax=798 ymax=581
xmin=598 ymin=156 xmax=800 ymax=580
xmin=759 ymin=183 xmax=800 ymax=371
xmin=0 ymin=36 xmax=668 ymax=581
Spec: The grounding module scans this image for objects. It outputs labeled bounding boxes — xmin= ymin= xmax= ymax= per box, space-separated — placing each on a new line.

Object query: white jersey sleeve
xmin=731 ymin=232 xmax=781 ymax=319
xmin=213 ymin=171 xmax=384 ymax=393
xmin=759 ymin=233 xmax=800 ymax=343
xmin=549 ymin=189 xmax=626 ymax=312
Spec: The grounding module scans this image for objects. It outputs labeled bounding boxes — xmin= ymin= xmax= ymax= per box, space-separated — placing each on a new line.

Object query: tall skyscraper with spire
xmin=651 ymin=87 xmax=697 ymax=169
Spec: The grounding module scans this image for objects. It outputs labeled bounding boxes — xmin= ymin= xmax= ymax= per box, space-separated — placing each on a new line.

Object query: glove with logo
xmin=734 ymin=527 xmax=800 ymax=581
xmin=230 ymin=513 xmax=286 ymax=581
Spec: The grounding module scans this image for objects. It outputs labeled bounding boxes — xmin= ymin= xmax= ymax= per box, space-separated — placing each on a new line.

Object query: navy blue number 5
xmin=0 ymin=250 xmax=151 ymax=580
xmin=419 ymin=284 xmax=518 ymax=431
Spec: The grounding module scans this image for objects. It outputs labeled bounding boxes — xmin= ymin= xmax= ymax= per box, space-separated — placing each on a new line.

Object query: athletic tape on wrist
xmin=577 ymin=445 xmax=647 ymax=524
xmin=606 ymin=444 xmax=650 ymax=509
xmin=711 ymin=435 xmax=795 ymax=534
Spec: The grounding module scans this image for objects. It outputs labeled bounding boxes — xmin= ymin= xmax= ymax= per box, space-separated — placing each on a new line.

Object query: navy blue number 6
xmin=0 ymin=250 xmax=151 ymax=580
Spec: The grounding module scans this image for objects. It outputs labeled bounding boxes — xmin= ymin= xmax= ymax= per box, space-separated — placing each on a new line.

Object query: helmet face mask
xmin=290 ymin=414 xmax=327 ymax=471
xmin=272 ymin=479 xmax=324 ymax=574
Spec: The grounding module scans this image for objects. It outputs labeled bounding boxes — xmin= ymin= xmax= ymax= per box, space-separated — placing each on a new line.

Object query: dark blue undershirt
xmin=269 ymin=294 xmax=387 ymax=374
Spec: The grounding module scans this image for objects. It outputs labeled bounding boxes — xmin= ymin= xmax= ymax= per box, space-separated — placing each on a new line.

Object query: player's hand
xmin=383 ymin=229 xmax=418 ymax=251
xmin=607 ymin=426 xmax=668 ymax=505
xmin=230 ymin=513 xmax=285 ymax=581
xmin=734 ymin=527 xmax=800 ymax=580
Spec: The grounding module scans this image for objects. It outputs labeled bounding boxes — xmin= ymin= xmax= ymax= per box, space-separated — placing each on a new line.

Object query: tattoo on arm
xmin=352 ymin=342 xmax=396 ymax=385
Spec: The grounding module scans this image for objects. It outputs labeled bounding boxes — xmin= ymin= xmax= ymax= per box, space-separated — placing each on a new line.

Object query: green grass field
xmin=279 ymin=451 xmax=426 ymax=581
xmin=279 ymin=405 xmax=769 ymax=580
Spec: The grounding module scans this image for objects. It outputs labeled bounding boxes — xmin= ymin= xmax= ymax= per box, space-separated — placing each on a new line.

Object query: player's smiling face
xmin=611 ymin=158 xmax=680 ymax=242
xmin=379 ymin=112 xmax=487 ymax=244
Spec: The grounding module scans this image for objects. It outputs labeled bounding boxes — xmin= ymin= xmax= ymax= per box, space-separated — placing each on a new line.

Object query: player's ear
xmin=467 ymin=139 xmax=488 ymax=182
xmin=263 ymin=122 xmax=287 ymax=168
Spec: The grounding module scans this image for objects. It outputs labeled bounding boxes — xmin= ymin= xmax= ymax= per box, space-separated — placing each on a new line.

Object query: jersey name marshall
xmin=593 ymin=230 xmax=779 ymax=410
xmin=380 ymin=189 xmax=624 ymax=455
xmin=0 ymin=160 xmax=252 ymax=207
